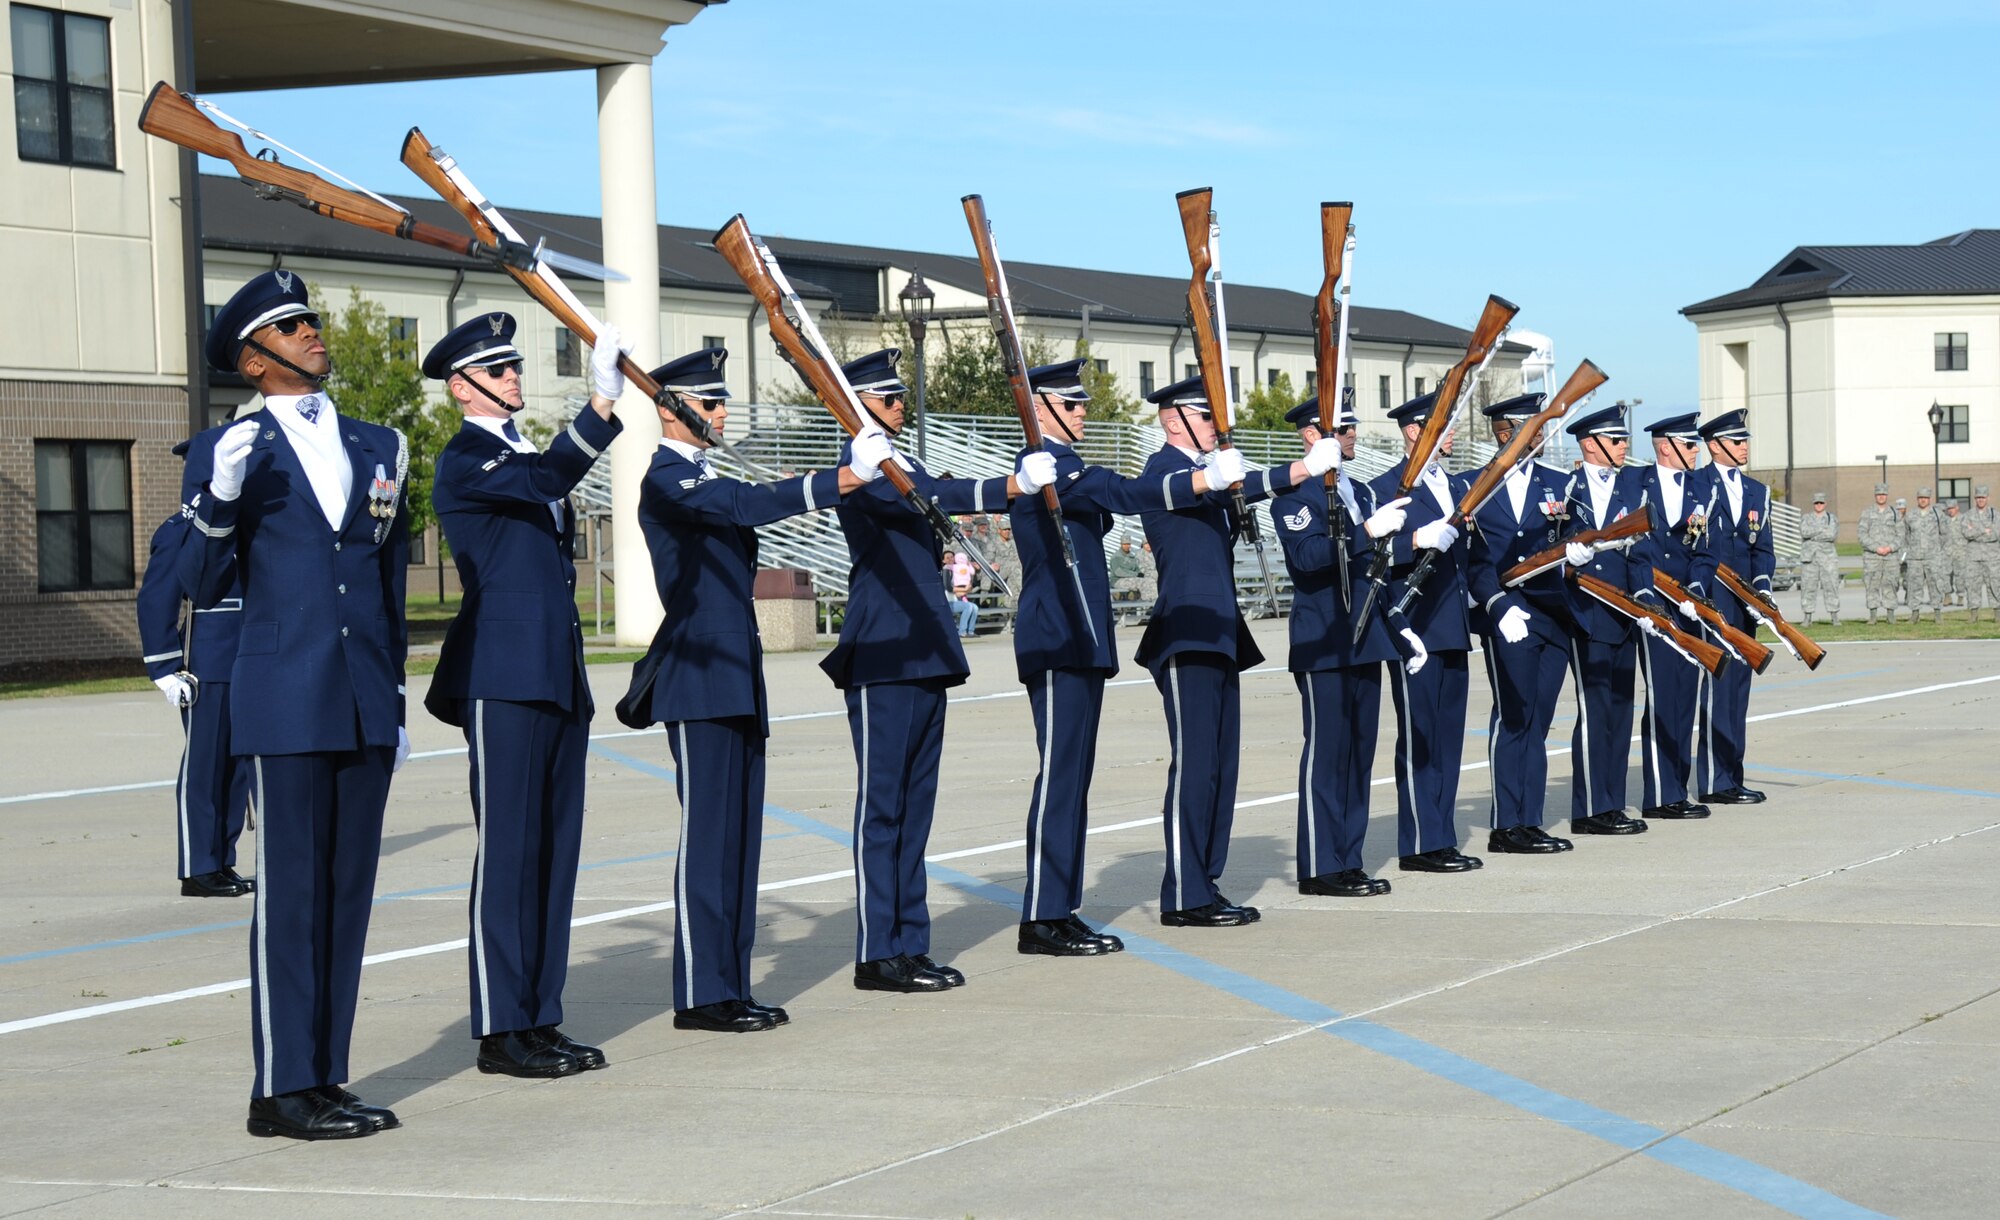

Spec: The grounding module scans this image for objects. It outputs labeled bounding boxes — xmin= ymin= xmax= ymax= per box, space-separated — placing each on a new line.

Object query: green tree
xmin=1073 ymin=339 xmax=1140 ymax=422
xmin=1239 ymin=369 xmax=1302 ymax=432
xmin=311 ymin=285 xmax=460 ymax=540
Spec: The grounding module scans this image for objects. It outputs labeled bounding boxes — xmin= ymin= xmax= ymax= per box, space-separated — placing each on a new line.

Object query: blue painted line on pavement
xmin=1746 ymin=764 xmax=2000 ymax=802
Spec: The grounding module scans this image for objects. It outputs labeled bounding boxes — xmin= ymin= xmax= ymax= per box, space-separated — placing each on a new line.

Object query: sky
xmin=204 ymin=0 xmax=2000 ymax=425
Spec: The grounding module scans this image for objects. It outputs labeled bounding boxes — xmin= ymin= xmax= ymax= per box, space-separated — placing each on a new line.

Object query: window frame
xmin=1934 ymin=332 xmax=1969 ymax=372
xmin=11 ymin=4 xmax=116 ymax=170
xmin=554 ymin=327 xmax=581 ymax=377
xmin=1940 ymin=403 xmax=1970 ymax=445
xmin=1138 ymin=360 xmax=1155 ymax=398
xmin=34 ymin=439 xmax=134 ymax=593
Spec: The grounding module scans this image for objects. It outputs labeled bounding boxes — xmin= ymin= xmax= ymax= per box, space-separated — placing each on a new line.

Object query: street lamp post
xmin=1875 ymin=453 xmax=1888 ymax=484
xmin=1927 ymin=400 xmax=1944 ymax=500
xmin=897 ymin=270 xmax=936 ymax=464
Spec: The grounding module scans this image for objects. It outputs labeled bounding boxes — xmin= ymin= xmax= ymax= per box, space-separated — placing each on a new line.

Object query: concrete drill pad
xmin=2 ymin=634 xmax=1997 ymax=1216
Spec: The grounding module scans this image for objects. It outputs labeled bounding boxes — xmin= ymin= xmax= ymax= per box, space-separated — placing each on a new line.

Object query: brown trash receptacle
xmin=753 ymin=568 xmax=819 ymax=650
xmin=753 ymin=567 xmax=815 ymax=601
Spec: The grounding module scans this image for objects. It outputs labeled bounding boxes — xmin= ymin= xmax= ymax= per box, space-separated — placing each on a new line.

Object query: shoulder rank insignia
xmin=679 ymin=478 xmax=701 ymax=490
xmin=1282 ymin=506 xmax=1313 ymax=532
xmin=481 ymin=451 xmax=512 ymax=472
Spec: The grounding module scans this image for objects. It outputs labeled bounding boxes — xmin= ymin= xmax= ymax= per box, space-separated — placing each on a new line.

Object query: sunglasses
xmin=269 ymin=313 xmax=322 ymax=336
xmin=473 ymin=360 xmax=525 ymax=378
xmin=879 ymin=394 xmax=907 ymax=409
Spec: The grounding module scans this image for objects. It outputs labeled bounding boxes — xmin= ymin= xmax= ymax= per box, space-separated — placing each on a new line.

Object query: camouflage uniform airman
xmin=1943 ymin=501 xmax=1968 ymax=607
xmin=1963 ymin=486 xmax=2000 ymax=622
xmin=1797 ymin=494 xmax=1841 ymax=625
xmin=1903 ymin=489 xmax=1949 ymax=623
xmin=1855 ymin=485 xmax=1902 ymax=624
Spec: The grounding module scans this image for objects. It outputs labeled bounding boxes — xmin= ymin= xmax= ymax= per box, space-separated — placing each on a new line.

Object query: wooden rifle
xmin=961 ymin=195 xmax=1093 ymax=645
xmin=1390 ymin=359 xmax=1608 ymax=617
xmin=1177 ymin=188 xmax=1280 ymax=614
xmin=1714 ymin=564 xmax=1826 ymax=670
xmin=1352 ymin=295 xmax=1519 ymax=643
xmin=1653 ymin=569 xmax=1774 ymax=673
xmin=710 ymin=215 xmax=1010 ymax=596
xmin=1313 ymin=201 xmax=1355 ymax=610
xmin=1571 ymin=572 xmax=1725 ymax=674
xmin=1504 ymin=505 xmax=1652 ymax=586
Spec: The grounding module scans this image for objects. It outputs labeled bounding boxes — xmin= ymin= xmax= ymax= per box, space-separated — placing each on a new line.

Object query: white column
xmin=597 ymin=61 xmax=663 ymax=646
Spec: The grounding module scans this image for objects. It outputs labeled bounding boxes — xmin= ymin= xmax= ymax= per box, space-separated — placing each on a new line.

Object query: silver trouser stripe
xmin=854 ymin=687 xmax=871 ymax=960
xmin=1394 ymin=662 xmax=1422 ymax=852
xmin=1166 ymin=659 xmax=1185 ymax=912
xmin=675 ymin=722 xmax=695 ymax=1002
xmin=1303 ymin=675 xmax=1320 ymax=874
xmin=471 ymin=700 xmax=493 ymax=1035
xmin=192 ymin=516 xmax=233 ymax=539
xmin=144 ymin=649 xmax=184 ymax=664
xmin=178 ymin=704 xmax=194 ymax=877
xmin=564 ymin=421 xmax=601 ymax=460
xmin=1640 ymin=637 xmax=1663 ymax=800
xmin=1483 ymin=653 xmax=1502 ymax=829
xmin=252 ymin=756 xmax=273 ymax=1097
xmin=1570 ymin=639 xmax=1594 ymax=814
xmin=1027 ymin=672 xmax=1054 ymax=917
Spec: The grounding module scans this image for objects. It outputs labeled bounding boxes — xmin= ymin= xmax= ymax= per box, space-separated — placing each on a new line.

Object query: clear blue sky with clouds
xmin=206 ymin=0 xmax=1999 ymax=422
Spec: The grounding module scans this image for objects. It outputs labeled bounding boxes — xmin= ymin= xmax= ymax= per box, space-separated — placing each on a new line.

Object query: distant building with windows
xmin=1683 ymin=229 xmax=2000 ymax=539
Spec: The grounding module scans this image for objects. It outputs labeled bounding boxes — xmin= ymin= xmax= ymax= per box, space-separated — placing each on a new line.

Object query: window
xmin=1093 ymin=359 xmax=1108 ymax=376
xmin=1305 ymin=370 xmax=1318 ymax=396
xmin=554 ymin=328 xmax=581 ymax=377
xmin=1138 ymin=360 xmax=1155 ymax=397
xmin=35 ymin=440 xmax=132 ymax=591
xmin=1184 ymin=363 xmax=1198 ymax=381
xmin=701 ymin=335 xmax=725 ymax=352
xmin=1935 ymin=332 xmax=1968 ymax=372
xmin=388 ymin=317 xmax=419 ymax=362
xmin=1267 ymin=367 xmax=1282 ymax=389
xmin=1414 ymin=377 xmax=1426 ymax=397
xmin=1228 ymin=366 xmax=1240 ymax=403
xmin=11 ymin=6 xmax=114 ymax=168
xmin=1939 ymin=404 xmax=1969 ymax=444
xmin=1940 ymin=477 xmax=1972 ymax=509
xmin=1378 ymin=374 xmax=1391 ymax=411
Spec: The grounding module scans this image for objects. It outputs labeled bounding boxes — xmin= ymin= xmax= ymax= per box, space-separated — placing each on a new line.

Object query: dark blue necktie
xmin=502 ymin=420 xmax=522 ymax=444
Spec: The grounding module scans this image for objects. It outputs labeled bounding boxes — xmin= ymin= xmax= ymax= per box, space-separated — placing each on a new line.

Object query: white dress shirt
xmin=469 ymin=414 xmax=563 ymax=528
xmin=265 ymin=392 xmax=352 ymax=530
xmin=1583 ymin=460 xmax=1618 ymax=523
xmin=1505 ymin=460 xmax=1533 ymax=522
xmin=1718 ymin=465 xmax=1744 ymax=522
xmin=1420 ymin=461 xmax=1452 ymax=515
xmin=1659 ymin=466 xmax=1686 ymax=524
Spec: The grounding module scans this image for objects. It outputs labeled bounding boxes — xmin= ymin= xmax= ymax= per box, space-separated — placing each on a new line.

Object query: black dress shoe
xmin=673 ymin=999 xmax=777 ymax=1033
xmin=1020 ymin=919 xmax=1111 ymax=956
xmin=854 ymin=955 xmax=952 ymax=993
xmin=1213 ymin=894 xmax=1262 ymax=923
xmin=530 ymin=1025 xmax=606 ymax=1069
xmin=743 ymin=998 xmax=790 ymax=1026
xmin=1571 ymin=812 xmax=1649 ymax=835
xmin=1062 ymin=915 xmax=1124 ymax=952
xmin=181 ymin=870 xmax=249 ymax=898
xmin=910 ymin=954 xmax=965 ymax=987
xmin=223 ymin=867 xmax=256 ymax=892
xmin=247 ymin=1088 xmax=373 ymax=1140
xmin=1298 ymin=868 xmax=1391 ymax=896
xmin=1735 ymin=785 xmax=1767 ymax=803
xmin=1487 ymin=826 xmax=1563 ymax=855
xmin=1643 ymin=799 xmax=1711 ymax=819
xmin=477 ymin=1029 xmax=582 ymax=1076
xmin=1160 ymin=901 xmax=1257 ymax=927
xmin=1398 ymin=847 xmax=1484 ymax=873
xmin=312 ymin=1085 xmax=399 ymax=1131
xmin=1700 ymin=788 xmax=1761 ymax=805
xmin=1523 ymin=826 xmax=1574 ymax=852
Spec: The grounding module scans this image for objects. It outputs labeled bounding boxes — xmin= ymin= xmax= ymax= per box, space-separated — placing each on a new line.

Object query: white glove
xmin=1497 ymin=605 xmax=1531 ymax=644
xmin=154 ymin=674 xmax=195 ymax=709
xmin=848 ymin=428 xmax=894 ymax=483
xmin=1564 ymin=541 xmax=1592 ymax=567
xmin=393 ymin=725 xmax=410 ymax=775
xmin=1677 ymin=596 xmax=1700 ymax=621
xmin=208 ymin=419 xmax=259 ymax=502
xmin=1016 ymin=451 xmax=1058 ymax=495
xmin=1413 ymin=520 xmax=1460 ymax=552
xmin=1400 ymin=628 xmax=1429 ymax=676
xmin=1206 ymin=447 xmax=1247 ymax=488
xmin=1365 ymin=496 xmax=1411 ymax=539
xmin=590 ymin=324 xmax=629 ymax=401
xmin=1638 ymin=616 xmax=1663 ymax=639
xmin=1302 ymin=437 xmax=1342 ymax=477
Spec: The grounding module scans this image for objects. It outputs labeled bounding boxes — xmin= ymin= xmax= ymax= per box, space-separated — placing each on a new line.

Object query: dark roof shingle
xmin=1683 ymin=229 xmax=2000 ymax=316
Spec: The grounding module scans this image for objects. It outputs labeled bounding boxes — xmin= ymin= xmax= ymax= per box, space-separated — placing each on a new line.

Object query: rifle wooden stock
xmin=1572 ymin=572 xmax=1725 ymax=674
xmin=1714 ymin=564 xmax=1827 ymax=670
xmin=1399 ymin=294 xmax=1518 ymax=492
xmin=141 ymin=84 xmax=487 ymax=263
xmin=1503 ymin=506 xmax=1652 ymax=586
xmin=1454 ymin=360 xmax=1607 ymax=523
xmin=1313 ymin=201 xmax=1354 ymax=441
xmin=1177 ymin=187 xmax=1237 ymax=443
xmin=1653 ymin=569 xmax=1775 ymax=673
xmin=961 ymin=195 xmax=1061 ymax=523
xmin=396 ymin=127 xmax=709 ymax=441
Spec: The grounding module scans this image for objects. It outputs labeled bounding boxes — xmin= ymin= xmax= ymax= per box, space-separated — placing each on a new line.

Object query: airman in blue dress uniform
xmin=825 ymin=348 xmax=1043 ymax=992
xmin=138 ymin=482 xmax=254 ymax=898
xmin=179 ymin=270 xmax=409 ymax=1140
xmin=618 ymin=348 xmax=889 ymax=1030
xmin=1633 ymin=412 xmax=1716 ymax=820
xmin=1270 ymin=396 xmax=1408 ymax=894
xmin=1464 ymin=393 xmax=1579 ymax=855
xmin=1136 ymin=374 xmax=1334 ymax=925
xmin=1367 ymin=391 xmax=1483 ymax=874
xmin=1695 ymin=408 xmax=1773 ymax=806
xmin=1005 ymin=359 xmax=1229 ymax=955
xmin=424 ymin=312 xmax=620 ymax=1076
xmin=1557 ymin=403 xmax=1662 ymax=836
